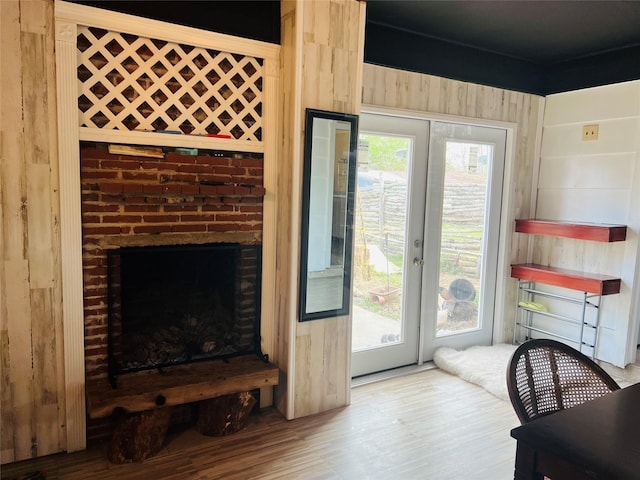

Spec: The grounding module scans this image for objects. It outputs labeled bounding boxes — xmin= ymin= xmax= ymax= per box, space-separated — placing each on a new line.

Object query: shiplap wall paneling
xmin=1 ymin=0 xmax=23 ymax=462
xmin=535 ymin=81 xmax=640 ymax=366
xmin=361 ymin=63 xmax=544 ymax=343
xmin=537 ymin=123 xmax=637 ymax=223
xmin=293 ymin=0 xmax=365 ymax=419
xmin=1 ymin=0 xmax=67 ymax=463
xmin=274 ymin=0 xmax=299 ymax=418
xmin=277 ymin=0 xmax=365 ymax=419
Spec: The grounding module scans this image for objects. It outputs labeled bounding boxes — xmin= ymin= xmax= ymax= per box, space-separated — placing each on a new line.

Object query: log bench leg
xmin=107 ymin=407 xmax=172 ymax=464
xmin=196 ymin=391 xmax=256 ymax=436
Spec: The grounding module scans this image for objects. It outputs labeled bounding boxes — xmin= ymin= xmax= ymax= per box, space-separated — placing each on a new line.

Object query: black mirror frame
xmin=299 ymin=108 xmax=359 ymax=322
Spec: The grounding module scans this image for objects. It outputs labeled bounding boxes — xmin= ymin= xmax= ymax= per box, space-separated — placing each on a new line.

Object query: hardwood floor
xmin=1 ymin=369 xmax=519 ymax=479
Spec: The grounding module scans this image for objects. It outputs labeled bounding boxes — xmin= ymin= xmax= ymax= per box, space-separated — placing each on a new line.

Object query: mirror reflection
xmin=299 ymin=109 xmax=358 ymax=321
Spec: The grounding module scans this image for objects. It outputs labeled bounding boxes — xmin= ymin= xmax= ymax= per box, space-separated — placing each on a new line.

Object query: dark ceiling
xmin=72 ymin=0 xmax=640 ymax=96
xmin=365 ymin=1 xmax=640 ymax=95
xmin=367 ymin=1 xmax=640 ymax=65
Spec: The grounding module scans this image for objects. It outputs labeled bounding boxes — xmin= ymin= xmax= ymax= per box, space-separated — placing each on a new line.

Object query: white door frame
xmin=420 ymin=121 xmax=507 ymax=360
xmin=351 ymin=114 xmax=429 ymax=377
xmin=360 ymin=105 xmax=518 ymax=364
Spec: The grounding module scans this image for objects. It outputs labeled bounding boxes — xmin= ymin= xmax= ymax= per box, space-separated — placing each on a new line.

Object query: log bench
xmin=85 ymin=355 xmax=279 ymax=463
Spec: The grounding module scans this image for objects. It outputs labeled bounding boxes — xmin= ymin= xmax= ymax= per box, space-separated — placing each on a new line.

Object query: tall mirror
xmin=299 ymin=109 xmax=358 ymax=321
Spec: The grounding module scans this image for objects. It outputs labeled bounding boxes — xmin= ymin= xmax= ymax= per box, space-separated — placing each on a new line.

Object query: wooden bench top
xmin=86 ymin=355 xmax=279 ymax=419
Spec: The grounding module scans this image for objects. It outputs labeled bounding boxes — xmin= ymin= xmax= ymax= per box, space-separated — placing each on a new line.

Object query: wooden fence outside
xmin=355 ymin=179 xmax=485 ymax=278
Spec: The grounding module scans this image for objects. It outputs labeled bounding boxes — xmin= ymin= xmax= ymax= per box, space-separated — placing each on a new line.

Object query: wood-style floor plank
xmin=1 ymin=369 xmax=519 ymax=479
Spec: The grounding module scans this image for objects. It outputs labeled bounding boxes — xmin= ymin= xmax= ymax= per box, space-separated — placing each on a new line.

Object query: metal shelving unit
xmin=513 ymin=280 xmax=602 ymax=357
xmin=512 ymin=220 xmax=626 ymax=359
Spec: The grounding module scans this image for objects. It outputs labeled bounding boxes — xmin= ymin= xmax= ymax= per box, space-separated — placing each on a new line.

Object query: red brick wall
xmin=80 ymin=146 xmax=265 ymax=382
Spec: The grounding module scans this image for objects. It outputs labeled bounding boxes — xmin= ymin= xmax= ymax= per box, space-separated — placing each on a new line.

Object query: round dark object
xmin=155 ymin=394 xmax=166 ymax=406
xmin=448 ymin=278 xmax=476 ymax=301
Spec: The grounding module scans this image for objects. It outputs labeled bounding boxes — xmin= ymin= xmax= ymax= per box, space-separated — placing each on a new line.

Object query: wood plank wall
xmin=1 ymin=0 xmax=67 ymax=463
xmin=361 ymin=64 xmax=545 ymax=342
xmin=276 ymin=0 xmax=366 ymax=419
xmin=534 ymin=81 xmax=640 ymax=366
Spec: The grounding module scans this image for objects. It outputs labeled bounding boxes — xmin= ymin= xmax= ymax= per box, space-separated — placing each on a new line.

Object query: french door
xmin=351 ymin=112 xmax=507 ymax=377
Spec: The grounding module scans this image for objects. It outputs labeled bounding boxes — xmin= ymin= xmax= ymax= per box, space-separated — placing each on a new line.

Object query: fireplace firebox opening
xmin=107 ymin=243 xmax=263 ymax=387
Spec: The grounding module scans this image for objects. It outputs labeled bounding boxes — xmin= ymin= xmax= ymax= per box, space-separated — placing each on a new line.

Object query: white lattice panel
xmin=77 ymin=26 xmax=264 ymax=141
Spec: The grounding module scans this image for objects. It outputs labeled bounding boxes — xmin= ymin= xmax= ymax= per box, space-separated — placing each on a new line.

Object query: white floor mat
xmin=433 ymin=343 xmax=517 ymax=401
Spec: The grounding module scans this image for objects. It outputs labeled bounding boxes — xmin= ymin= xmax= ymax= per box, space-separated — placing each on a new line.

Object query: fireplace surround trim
xmin=56 ymin=1 xmax=280 ymax=451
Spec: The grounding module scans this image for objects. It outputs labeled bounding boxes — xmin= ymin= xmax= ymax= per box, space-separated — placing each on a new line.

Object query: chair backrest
xmin=506 ymin=339 xmax=620 ymax=424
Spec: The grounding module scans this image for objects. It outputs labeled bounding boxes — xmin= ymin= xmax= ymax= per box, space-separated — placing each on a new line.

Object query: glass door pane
xmin=352 ymin=134 xmax=410 ymax=350
xmin=421 ymin=121 xmax=507 ymax=360
xmin=436 ymin=141 xmax=493 ymax=336
xmin=351 ymin=114 xmax=428 ymax=378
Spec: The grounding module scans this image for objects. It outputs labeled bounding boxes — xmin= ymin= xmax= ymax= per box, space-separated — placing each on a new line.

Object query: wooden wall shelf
xmin=86 ymin=355 xmax=279 ymax=419
xmin=510 ymin=263 xmax=621 ymax=296
xmin=512 ymin=220 xmax=625 ymax=357
xmin=515 ymin=219 xmax=627 ymax=242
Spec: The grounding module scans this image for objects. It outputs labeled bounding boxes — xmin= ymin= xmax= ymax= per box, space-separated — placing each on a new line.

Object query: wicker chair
xmin=507 ymin=338 xmax=620 ymax=424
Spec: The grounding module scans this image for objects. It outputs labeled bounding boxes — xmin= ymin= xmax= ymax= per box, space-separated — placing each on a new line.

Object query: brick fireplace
xmin=48 ymin=3 xmax=282 ymax=453
xmin=80 ymin=143 xmax=266 ymax=439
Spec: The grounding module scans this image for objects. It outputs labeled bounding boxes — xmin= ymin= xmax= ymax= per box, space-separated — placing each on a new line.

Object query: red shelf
xmin=515 ymin=219 xmax=626 ymax=242
xmin=511 ymin=263 xmax=621 ymax=295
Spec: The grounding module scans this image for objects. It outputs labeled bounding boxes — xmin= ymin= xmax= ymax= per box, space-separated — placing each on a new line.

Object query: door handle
xmin=413 ymin=257 xmax=424 ymax=267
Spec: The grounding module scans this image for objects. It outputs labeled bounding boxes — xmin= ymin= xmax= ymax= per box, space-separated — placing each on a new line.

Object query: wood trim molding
xmin=79 ymin=128 xmax=265 ymax=154
xmin=55 ymin=15 xmax=87 ymax=453
xmin=273 ymin=0 xmax=305 ymax=420
xmin=259 ymin=55 xmax=280 ymax=408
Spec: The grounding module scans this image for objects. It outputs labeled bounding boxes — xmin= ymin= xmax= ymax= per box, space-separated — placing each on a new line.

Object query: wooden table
xmin=510 ymin=382 xmax=640 ymax=480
